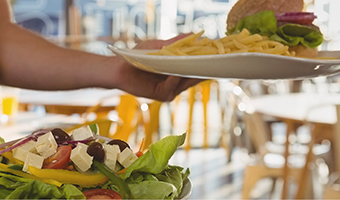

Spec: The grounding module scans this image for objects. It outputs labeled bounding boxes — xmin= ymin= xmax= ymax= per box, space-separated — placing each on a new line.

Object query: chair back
xmin=64 ymin=118 xmax=117 ymax=137
xmin=228 ymin=83 xmax=271 ymax=157
xmin=184 ymin=80 xmax=219 ymax=151
xmin=83 ymin=93 xmax=143 ymax=142
xmin=111 ymin=94 xmax=143 ymax=142
xmin=242 ymin=111 xmax=271 ymax=157
xmin=334 ymin=105 xmax=340 ymax=174
xmin=143 ymin=100 xmax=163 ymax=151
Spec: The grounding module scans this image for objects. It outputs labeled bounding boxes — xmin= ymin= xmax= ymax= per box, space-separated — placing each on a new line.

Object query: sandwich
xmin=226 ymin=0 xmax=323 ymax=58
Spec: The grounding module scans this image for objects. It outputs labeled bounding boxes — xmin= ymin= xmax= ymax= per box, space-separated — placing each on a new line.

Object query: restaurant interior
xmin=2 ymin=0 xmax=340 ymax=199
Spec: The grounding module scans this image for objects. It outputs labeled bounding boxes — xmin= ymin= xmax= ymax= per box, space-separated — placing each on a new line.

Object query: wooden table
xmin=0 ymin=111 xmax=84 ymax=142
xmin=249 ymin=92 xmax=340 ymax=199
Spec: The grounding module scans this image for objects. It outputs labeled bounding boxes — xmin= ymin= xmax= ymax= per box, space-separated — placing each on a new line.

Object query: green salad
xmin=0 ymin=126 xmax=189 ymax=200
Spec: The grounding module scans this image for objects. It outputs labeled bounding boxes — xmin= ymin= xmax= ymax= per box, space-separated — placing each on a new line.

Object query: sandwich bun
xmin=289 ymin=45 xmax=318 ymax=58
xmin=227 ymin=0 xmax=304 ymax=31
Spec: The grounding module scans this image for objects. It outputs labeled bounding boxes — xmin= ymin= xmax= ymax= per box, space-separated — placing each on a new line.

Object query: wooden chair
xmin=321 ymin=104 xmax=340 ymax=199
xmin=228 ymin=83 xmax=310 ymax=199
xmin=307 ymin=104 xmax=340 ymax=199
xmin=293 ymin=104 xmax=339 ymax=199
xmin=323 ymin=184 xmax=340 ymax=199
xmin=220 ymin=83 xmax=255 ymax=161
xmin=242 ymin=111 xmax=307 ymax=199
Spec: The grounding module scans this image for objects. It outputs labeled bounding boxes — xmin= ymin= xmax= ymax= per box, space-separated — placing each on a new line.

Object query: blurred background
xmin=4 ymin=0 xmax=340 ymax=199
xmin=11 ymin=0 xmax=340 ymax=51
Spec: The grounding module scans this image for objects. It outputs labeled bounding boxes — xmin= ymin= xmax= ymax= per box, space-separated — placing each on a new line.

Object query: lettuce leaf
xmin=129 ymin=180 xmax=177 ymax=199
xmin=271 ymin=23 xmax=324 ymax=48
xmin=0 ymin=137 xmax=5 ymax=145
xmin=227 ymin=10 xmax=323 ymax=48
xmin=120 ymin=133 xmax=186 ymax=180
xmin=0 ymin=172 xmax=85 ymax=199
xmin=113 ymin=133 xmax=189 ymax=199
xmin=227 ymin=10 xmax=277 ymax=36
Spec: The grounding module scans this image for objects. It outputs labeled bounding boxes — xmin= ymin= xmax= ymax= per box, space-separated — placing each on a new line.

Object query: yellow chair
xmin=110 ymin=94 xmax=142 ymax=141
xmin=82 ymin=93 xmax=164 ymax=152
xmin=81 ymin=93 xmax=143 ymax=141
xmin=142 ymin=100 xmax=163 ymax=151
xmin=84 ymin=94 xmax=163 ymax=151
xmin=184 ymin=80 xmax=219 ymax=151
xmin=64 ymin=117 xmax=118 ymax=138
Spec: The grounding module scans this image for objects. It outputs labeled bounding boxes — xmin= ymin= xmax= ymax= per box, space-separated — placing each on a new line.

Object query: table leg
xmin=295 ymin=124 xmax=320 ymax=199
xmin=282 ymin=120 xmax=294 ymax=199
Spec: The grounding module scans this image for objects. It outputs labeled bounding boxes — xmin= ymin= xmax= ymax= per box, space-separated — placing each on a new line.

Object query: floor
xmin=170 ymin=148 xmax=246 ymax=200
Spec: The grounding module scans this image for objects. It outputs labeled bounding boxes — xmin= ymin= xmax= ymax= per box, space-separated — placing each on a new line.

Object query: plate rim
xmin=177 ymin=177 xmax=192 ymax=200
xmin=108 ymin=45 xmax=340 ymax=64
xmin=108 ymin=45 xmax=340 ymax=80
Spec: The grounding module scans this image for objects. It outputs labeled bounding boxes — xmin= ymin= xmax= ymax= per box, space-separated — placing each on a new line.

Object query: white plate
xmin=177 ymin=178 xmax=192 ymax=200
xmin=108 ymin=45 xmax=340 ymax=80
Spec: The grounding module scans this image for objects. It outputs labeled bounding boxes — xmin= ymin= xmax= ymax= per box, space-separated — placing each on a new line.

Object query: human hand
xmin=113 ymin=34 xmax=203 ymax=102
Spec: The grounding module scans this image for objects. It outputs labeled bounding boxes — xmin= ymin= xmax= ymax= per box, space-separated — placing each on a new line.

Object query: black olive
xmin=51 ymin=128 xmax=71 ymax=143
xmin=87 ymin=142 xmax=105 ymax=162
xmin=108 ymin=139 xmax=130 ymax=152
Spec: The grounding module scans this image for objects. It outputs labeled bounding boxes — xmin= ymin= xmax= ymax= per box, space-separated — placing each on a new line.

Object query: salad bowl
xmin=177 ymin=177 xmax=193 ymax=200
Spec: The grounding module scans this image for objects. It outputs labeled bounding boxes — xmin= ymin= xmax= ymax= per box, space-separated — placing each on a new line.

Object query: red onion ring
xmin=0 ymin=129 xmax=50 ymax=155
xmin=275 ymin=12 xmax=317 ymax=24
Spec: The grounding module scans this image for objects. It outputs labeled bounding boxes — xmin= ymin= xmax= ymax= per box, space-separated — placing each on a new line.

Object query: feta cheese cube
xmin=71 ymin=126 xmax=94 ymax=141
xmin=103 ymin=144 xmax=120 ymax=171
xmin=12 ymin=140 xmax=38 ymax=162
xmin=70 ymin=143 xmax=93 ymax=172
xmin=35 ymin=132 xmax=58 ymax=158
xmin=23 ymin=152 xmax=44 ymax=173
xmin=77 ymin=142 xmax=89 ymax=151
xmin=117 ymin=148 xmax=138 ymax=168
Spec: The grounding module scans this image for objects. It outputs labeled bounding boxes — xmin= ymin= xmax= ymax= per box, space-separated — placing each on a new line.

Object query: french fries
xmin=148 ymin=29 xmax=295 ymax=56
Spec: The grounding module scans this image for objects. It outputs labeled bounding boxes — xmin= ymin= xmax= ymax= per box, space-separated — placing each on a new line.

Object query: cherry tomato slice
xmin=83 ymin=189 xmax=122 ymax=199
xmin=136 ymin=151 xmax=143 ymax=157
xmin=42 ymin=145 xmax=72 ymax=169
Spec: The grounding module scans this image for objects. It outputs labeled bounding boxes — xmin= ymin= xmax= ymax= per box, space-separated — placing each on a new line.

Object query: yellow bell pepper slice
xmin=1 ymin=150 xmax=23 ymax=164
xmin=0 ymin=163 xmax=62 ymax=187
xmin=28 ymin=166 xmax=109 ymax=186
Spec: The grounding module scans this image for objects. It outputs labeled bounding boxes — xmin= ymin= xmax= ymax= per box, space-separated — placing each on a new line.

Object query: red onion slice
xmin=0 ymin=129 xmax=50 ymax=155
xmin=61 ymin=138 xmax=94 ymax=146
xmin=0 ymin=136 xmax=37 ymax=155
xmin=94 ymin=134 xmax=113 ymax=142
xmin=275 ymin=12 xmax=317 ymax=24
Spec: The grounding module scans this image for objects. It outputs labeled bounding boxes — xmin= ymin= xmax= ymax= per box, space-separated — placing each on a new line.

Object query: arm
xmin=0 ymin=1 xmax=118 ymax=90
xmin=0 ymin=1 xmax=201 ymax=101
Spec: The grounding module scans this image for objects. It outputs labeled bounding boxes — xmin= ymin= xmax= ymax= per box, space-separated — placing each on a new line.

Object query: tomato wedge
xmin=83 ymin=189 xmax=122 ymax=199
xmin=42 ymin=145 xmax=72 ymax=169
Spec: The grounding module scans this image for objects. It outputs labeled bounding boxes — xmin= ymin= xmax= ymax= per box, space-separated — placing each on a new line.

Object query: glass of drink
xmin=0 ymin=86 xmax=20 ymax=125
